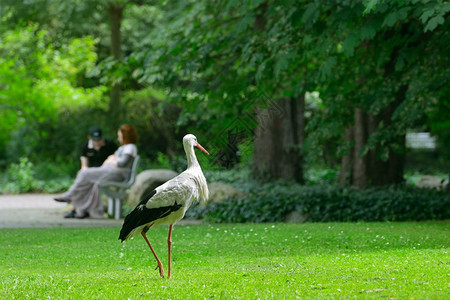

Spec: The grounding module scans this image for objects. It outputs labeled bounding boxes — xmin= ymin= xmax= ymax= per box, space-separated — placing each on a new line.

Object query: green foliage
xmin=2 ymin=157 xmax=39 ymax=193
xmin=364 ymin=0 xmax=450 ymax=32
xmin=204 ymin=168 xmax=252 ymax=186
xmin=304 ymin=167 xmax=339 ymax=185
xmin=154 ymin=152 xmax=172 ymax=169
xmin=0 ymin=223 xmax=448 ymax=298
xmin=305 ymin=0 xmax=450 ymax=165
xmin=0 ymin=158 xmax=73 ymax=194
xmin=405 ymin=148 xmax=450 ymax=174
xmin=0 ymin=26 xmax=103 ymax=166
xmin=38 ymin=178 xmax=74 ymax=194
xmin=122 ymin=88 xmax=184 ymax=161
xmin=188 ymin=183 xmax=450 ymax=223
xmin=133 ymin=0 xmax=449 ymax=175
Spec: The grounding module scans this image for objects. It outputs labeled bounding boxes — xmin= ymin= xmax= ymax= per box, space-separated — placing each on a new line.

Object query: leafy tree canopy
xmin=0 ymin=26 xmax=103 ymax=164
xmin=134 ymin=0 xmax=449 ymax=163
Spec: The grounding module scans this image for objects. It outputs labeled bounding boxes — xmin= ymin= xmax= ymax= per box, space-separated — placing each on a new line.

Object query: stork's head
xmin=183 ymin=134 xmax=209 ymax=155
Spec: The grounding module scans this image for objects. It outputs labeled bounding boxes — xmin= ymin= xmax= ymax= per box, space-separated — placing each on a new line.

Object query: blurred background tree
xmin=0 ymin=0 xmax=448 ymax=194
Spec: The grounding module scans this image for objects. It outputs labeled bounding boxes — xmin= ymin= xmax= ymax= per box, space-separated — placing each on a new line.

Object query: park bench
xmin=99 ymin=155 xmax=140 ymax=219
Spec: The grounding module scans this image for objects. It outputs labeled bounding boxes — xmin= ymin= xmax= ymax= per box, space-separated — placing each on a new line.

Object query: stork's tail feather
xmin=118 ymin=201 xmax=182 ymax=242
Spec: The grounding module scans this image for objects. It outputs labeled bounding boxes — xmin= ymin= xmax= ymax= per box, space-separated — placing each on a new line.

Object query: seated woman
xmin=55 ymin=124 xmax=139 ymax=219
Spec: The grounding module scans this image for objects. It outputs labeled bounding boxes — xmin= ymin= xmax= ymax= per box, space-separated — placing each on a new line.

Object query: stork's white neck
xmin=184 ymin=144 xmax=199 ymax=169
xmin=183 ymin=142 xmax=209 ymax=202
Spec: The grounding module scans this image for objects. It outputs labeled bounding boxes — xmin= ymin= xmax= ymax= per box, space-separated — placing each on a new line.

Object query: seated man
xmin=80 ymin=126 xmax=118 ymax=169
xmin=54 ymin=125 xmax=118 ymax=206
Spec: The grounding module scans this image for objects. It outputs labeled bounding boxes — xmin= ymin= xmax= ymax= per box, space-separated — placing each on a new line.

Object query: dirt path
xmin=0 ymin=193 xmax=201 ymax=229
xmin=0 ymin=193 xmax=124 ymax=228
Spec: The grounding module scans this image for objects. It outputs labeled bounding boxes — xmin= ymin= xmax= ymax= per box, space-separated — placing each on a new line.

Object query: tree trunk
xmin=352 ymin=108 xmax=368 ymax=188
xmin=338 ymin=126 xmax=354 ymax=185
xmin=340 ymin=85 xmax=407 ymax=188
xmin=291 ymin=94 xmax=305 ymax=183
xmin=253 ymin=97 xmax=304 ymax=183
xmin=447 ymin=173 xmax=450 ymax=195
xmin=108 ymin=4 xmax=124 ymax=129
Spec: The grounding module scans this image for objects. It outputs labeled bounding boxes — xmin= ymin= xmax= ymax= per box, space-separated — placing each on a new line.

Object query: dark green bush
xmin=0 ymin=158 xmax=74 ymax=194
xmin=186 ymin=182 xmax=450 ymax=223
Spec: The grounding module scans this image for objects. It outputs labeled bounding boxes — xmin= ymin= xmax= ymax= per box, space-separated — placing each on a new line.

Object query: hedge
xmin=186 ymin=183 xmax=450 ymax=223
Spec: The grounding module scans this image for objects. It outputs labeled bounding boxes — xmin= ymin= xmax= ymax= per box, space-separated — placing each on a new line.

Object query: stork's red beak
xmin=196 ymin=142 xmax=209 ymax=155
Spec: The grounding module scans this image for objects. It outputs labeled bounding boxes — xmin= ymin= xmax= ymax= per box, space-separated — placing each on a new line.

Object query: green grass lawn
xmin=0 ymin=222 xmax=448 ymax=299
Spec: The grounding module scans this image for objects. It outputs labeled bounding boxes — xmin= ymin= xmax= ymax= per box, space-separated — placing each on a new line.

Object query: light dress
xmin=61 ymin=143 xmax=138 ymax=217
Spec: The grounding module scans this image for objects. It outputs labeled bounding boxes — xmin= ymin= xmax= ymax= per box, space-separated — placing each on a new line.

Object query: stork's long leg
xmin=167 ymin=224 xmax=173 ymax=278
xmin=141 ymin=231 xmax=165 ymax=278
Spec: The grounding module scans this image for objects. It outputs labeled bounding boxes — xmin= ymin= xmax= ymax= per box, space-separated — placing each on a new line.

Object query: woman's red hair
xmin=119 ymin=124 xmax=139 ymax=145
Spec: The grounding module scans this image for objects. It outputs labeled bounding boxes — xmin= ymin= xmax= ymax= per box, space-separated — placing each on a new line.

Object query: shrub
xmin=1 ymin=157 xmax=39 ymax=193
xmin=187 ymin=182 xmax=450 ymax=223
xmin=37 ymin=178 xmax=73 ymax=194
xmin=0 ymin=158 xmax=73 ymax=194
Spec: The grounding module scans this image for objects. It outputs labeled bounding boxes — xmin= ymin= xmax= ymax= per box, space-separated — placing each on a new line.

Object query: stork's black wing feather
xmin=138 ymin=189 xmax=157 ymax=206
xmin=118 ymin=190 xmax=182 ymax=242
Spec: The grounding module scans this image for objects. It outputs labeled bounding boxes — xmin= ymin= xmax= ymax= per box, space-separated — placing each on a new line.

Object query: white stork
xmin=119 ymin=134 xmax=209 ymax=278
